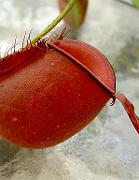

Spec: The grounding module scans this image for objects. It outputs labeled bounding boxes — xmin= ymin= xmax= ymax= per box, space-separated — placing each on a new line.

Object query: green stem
xmin=131 ymin=0 xmax=139 ymax=8
xmin=31 ymin=0 xmax=78 ymax=44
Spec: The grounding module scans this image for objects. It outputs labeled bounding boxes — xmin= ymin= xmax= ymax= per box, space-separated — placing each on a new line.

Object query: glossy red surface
xmin=0 ymin=39 xmax=116 ymax=148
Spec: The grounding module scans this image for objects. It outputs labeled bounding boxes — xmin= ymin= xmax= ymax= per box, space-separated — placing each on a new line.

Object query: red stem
xmin=115 ymin=93 xmax=139 ymax=134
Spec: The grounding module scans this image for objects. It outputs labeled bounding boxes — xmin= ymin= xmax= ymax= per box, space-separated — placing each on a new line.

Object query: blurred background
xmin=0 ymin=0 xmax=139 ymax=179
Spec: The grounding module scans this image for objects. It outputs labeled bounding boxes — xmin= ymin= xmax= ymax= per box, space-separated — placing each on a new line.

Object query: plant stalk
xmin=31 ymin=0 xmax=78 ymax=44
